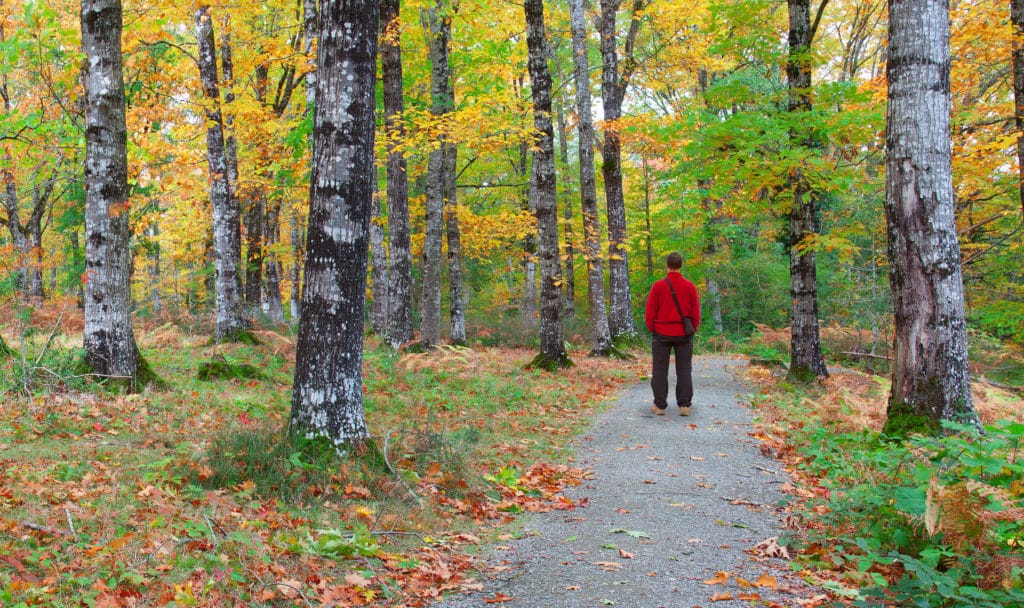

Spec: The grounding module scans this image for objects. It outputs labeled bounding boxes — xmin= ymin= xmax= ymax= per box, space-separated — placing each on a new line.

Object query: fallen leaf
xmin=690 ymin=456 xmax=706 ymax=461
xmin=566 ymin=585 xmax=580 ymax=591
xmin=737 ymin=592 xmax=762 ymax=600
xmin=611 ymin=529 xmax=651 ymax=539
xmin=710 ymin=592 xmax=733 ymax=601
xmin=484 ymin=592 xmax=514 ymax=604
xmin=618 ymin=548 xmax=636 ymax=559
xmin=754 ymin=537 xmax=791 ymax=559
xmin=736 ymin=577 xmax=752 ymax=588
xmin=755 ymin=574 xmax=778 ymax=588
xmin=703 ymin=571 xmax=729 ymax=585
xmin=344 ymin=573 xmax=372 ymax=587
xmin=592 ymin=561 xmax=622 ymax=571
xmin=643 ymin=480 xmax=657 ymax=484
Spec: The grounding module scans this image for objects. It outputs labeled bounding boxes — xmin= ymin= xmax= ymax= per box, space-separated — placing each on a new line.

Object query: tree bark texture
xmin=195 ymin=5 xmax=247 ymax=341
xmin=1013 ymin=0 xmax=1024 ymax=220
xmin=446 ymin=142 xmax=467 ymax=344
xmin=243 ymin=189 xmax=265 ymax=314
xmin=598 ymin=0 xmax=641 ymax=339
xmin=81 ymin=0 xmax=140 ymax=384
xmin=290 ymin=0 xmax=378 ymax=446
xmin=570 ymin=0 xmax=612 ymax=355
xmin=289 ymin=212 xmax=303 ymax=320
xmin=883 ymin=0 xmax=979 ymax=431
xmin=524 ymin=0 xmax=570 ymax=368
xmin=420 ymin=0 xmax=452 ymax=348
xmin=786 ymin=0 xmax=829 ymax=381
xmin=380 ymin=0 xmax=415 ymax=348
xmin=556 ymin=102 xmax=576 ymax=318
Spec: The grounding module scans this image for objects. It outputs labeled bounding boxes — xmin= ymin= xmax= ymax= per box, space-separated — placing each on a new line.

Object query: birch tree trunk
xmin=883 ymin=0 xmax=979 ymax=434
xmin=1013 ymin=0 xmax=1024 ymax=220
xmin=381 ymin=0 xmax=415 ymax=348
xmin=570 ymin=0 xmax=612 ymax=356
xmin=556 ymin=102 xmax=576 ymax=318
xmin=195 ymin=5 xmax=247 ymax=341
xmin=598 ymin=0 xmax=642 ymax=340
xmin=420 ymin=0 xmax=450 ymax=349
xmin=524 ymin=0 xmax=571 ymax=369
xmin=81 ymin=0 xmax=141 ymax=386
xmin=786 ymin=0 xmax=829 ymax=381
xmin=289 ymin=212 xmax=303 ymax=320
xmin=290 ymin=0 xmax=378 ymax=446
xmin=446 ymin=142 xmax=466 ymax=344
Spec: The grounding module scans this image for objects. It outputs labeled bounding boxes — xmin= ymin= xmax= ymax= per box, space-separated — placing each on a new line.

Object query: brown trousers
xmin=651 ymin=333 xmax=694 ymax=408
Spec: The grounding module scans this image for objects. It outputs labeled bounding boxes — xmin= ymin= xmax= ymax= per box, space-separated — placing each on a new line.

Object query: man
xmin=645 ymin=251 xmax=701 ymax=416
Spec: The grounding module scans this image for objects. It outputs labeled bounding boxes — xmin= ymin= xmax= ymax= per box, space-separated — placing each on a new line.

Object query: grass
xmin=0 ymin=305 xmax=643 ymax=606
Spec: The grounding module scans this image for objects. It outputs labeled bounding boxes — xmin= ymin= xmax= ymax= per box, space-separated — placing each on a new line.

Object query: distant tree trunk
xmin=570 ymin=0 xmax=612 ymax=356
xmin=519 ymin=137 xmax=538 ymax=326
xmin=243 ymin=189 xmax=265 ymax=315
xmin=642 ymin=156 xmax=652 ymax=276
xmin=148 ymin=223 xmax=162 ymax=314
xmin=195 ymin=5 xmax=247 ymax=341
xmin=598 ymin=0 xmax=643 ymax=340
xmin=420 ymin=0 xmax=450 ymax=349
xmin=290 ymin=0 xmax=378 ymax=446
xmin=883 ymin=0 xmax=979 ymax=434
xmin=785 ymin=0 xmax=829 ymax=382
xmin=81 ymin=0 xmax=141 ymax=386
xmin=381 ymin=0 xmax=414 ymax=348
xmin=524 ymin=0 xmax=571 ymax=369
xmin=1013 ymin=0 xmax=1024 ymax=220
xmin=370 ymin=181 xmax=389 ymax=335
xmin=446 ymin=145 xmax=466 ymax=344
xmin=263 ymin=199 xmax=285 ymax=323
xmin=289 ymin=212 xmax=303 ymax=320
xmin=556 ymin=102 xmax=576 ymax=318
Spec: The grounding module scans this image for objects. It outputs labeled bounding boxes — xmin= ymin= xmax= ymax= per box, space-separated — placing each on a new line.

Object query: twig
xmin=840 ymin=351 xmax=892 ymax=361
xmin=20 ymin=521 xmax=65 ymax=536
xmin=980 ymin=374 xmax=1024 ymax=394
xmin=64 ymin=509 xmax=78 ymax=540
xmin=203 ymin=514 xmax=219 ymax=549
xmin=383 ymin=430 xmax=424 ymax=507
xmin=34 ymin=304 xmax=69 ymax=368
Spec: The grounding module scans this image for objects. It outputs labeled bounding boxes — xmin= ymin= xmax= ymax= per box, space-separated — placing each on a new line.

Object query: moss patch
xmin=882 ymin=401 xmax=941 ymax=438
xmin=525 ymin=352 xmax=575 ymax=371
xmin=197 ymin=356 xmax=265 ymax=381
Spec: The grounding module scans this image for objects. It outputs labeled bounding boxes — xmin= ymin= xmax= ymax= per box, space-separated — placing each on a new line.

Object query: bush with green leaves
xmin=791 ymin=420 xmax=1024 ymax=607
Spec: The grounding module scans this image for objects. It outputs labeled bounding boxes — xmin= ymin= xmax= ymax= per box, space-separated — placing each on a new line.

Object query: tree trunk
xmin=556 ymin=102 xmax=576 ymax=318
xmin=524 ymin=0 xmax=571 ymax=369
xmin=420 ymin=0 xmax=451 ymax=349
xmin=1013 ymin=0 xmax=1024 ymax=220
xmin=289 ymin=211 xmax=303 ymax=320
xmin=81 ymin=0 xmax=141 ymax=386
xmin=149 ymin=222 xmax=162 ymax=314
xmin=195 ymin=5 xmax=247 ymax=341
xmin=290 ymin=0 xmax=378 ymax=447
xmin=445 ymin=143 xmax=466 ymax=344
xmin=883 ymin=0 xmax=979 ymax=434
xmin=263 ymin=199 xmax=285 ymax=323
xmin=380 ymin=0 xmax=414 ymax=348
xmin=570 ymin=0 xmax=612 ymax=356
xmin=519 ymin=136 xmax=538 ymax=326
xmin=598 ymin=0 xmax=642 ymax=340
xmin=370 ymin=179 xmax=389 ymax=335
xmin=785 ymin=0 xmax=829 ymax=382
xmin=242 ymin=189 xmax=264 ymax=315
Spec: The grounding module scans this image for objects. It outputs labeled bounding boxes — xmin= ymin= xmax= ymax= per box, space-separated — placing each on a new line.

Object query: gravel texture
xmin=434 ymin=356 xmax=809 ymax=608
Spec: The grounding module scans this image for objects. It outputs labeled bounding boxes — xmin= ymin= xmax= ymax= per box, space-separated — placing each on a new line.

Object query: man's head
xmin=666 ymin=251 xmax=683 ymax=270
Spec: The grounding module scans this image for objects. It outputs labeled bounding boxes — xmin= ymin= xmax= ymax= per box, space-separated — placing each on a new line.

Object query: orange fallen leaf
xmin=566 ymin=585 xmax=580 ymax=591
xmin=736 ymin=576 xmax=752 ymax=588
xmin=345 ymin=573 xmax=372 ymax=587
xmin=618 ymin=548 xmax=636 ymax=559
xmin=484 ymin=592 xmax=514 ymax=604
xmin=737 ymin=592 xmax=762 ymax=600
xmin=755 ymin=573 xmax=778 ymax=588
xmin=691 ymin=456 xmax=706 ymax=461
xmin=703 ymin=571 xmax=729 ymax=585
xmin=710 ymin=592 xmax=733 ymax=601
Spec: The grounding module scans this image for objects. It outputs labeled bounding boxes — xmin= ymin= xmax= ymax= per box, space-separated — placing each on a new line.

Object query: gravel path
xmin=434 ymin=356 xmax=809 ymax=608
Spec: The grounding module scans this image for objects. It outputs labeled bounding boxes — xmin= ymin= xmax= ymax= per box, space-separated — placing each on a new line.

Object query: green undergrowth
xmin=758 ymin=387 xmax=1024 ymax=607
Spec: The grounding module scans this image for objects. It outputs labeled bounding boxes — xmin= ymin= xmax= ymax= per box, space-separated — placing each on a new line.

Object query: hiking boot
xmin=651 ymin=405 xmax=666 ymax=415
xmin=679 ymin=406 xmax=691 ymax=417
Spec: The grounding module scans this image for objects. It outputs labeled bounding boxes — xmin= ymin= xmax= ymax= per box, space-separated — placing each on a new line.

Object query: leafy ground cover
xmin=746 ymin=342 xmax=1024 ymax=607
xmin=0 ymin=302 xmax=644 ymax=607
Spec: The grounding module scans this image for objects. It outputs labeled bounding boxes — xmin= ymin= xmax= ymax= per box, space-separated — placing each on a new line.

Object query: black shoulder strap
xmin=665 ymin=278 xmax=686 ymax=321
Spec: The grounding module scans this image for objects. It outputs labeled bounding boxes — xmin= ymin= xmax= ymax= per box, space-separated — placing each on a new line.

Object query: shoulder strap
xmin=665 ymin=278 xmax=686 ymax=320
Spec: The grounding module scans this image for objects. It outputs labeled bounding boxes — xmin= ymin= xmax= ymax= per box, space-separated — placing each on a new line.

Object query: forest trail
xmin=435 ymin=356 xmax=814 ymax=608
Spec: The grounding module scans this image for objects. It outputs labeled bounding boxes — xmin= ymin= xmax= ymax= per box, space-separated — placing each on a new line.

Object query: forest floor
xmin=432 ymin=356 xmax=822 ymax=608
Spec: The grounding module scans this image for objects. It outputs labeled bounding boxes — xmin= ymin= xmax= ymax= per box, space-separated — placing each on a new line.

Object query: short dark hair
xmin=666 ymin=251 xmax=683 ymax=270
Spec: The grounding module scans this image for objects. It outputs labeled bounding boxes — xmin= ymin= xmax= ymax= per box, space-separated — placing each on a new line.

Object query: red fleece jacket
xmin=645 ymin=272 xmax=701 ymax=336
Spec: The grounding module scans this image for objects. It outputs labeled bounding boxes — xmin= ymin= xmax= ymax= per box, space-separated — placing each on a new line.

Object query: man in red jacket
xmin=645 ymin=251 xmax=701 ymax=416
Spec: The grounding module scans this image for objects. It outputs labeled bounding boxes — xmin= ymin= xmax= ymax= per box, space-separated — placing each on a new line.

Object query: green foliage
xmin=307 ymin=523 xmax=382 ymax=560
xmin=196 ymin=357 xmax=265 ymax=382
xmin=789 ymin=413 xmax=1024 ymax=607
xmin=971 ymin=301 xmax=1024 ymax=346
